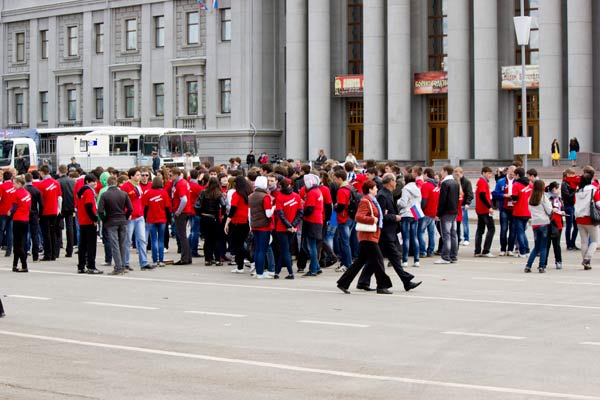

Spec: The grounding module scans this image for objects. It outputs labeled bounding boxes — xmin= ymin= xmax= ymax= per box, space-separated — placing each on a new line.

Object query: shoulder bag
xmin=355 ymin=199 xmax=377 ymax=232
xmin=590 ymin=189 xmax=600 ymax=226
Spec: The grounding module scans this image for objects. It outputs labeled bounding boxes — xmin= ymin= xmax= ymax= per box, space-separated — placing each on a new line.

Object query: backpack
xmin=342 ymin=186 xmax=362 ymax=219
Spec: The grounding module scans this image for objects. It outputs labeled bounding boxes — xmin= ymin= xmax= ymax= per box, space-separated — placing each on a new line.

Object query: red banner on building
xmin=334 ymin=75 xmax=364 ymax=97
xmin=414 ymin=71 xmax=448 ymax=95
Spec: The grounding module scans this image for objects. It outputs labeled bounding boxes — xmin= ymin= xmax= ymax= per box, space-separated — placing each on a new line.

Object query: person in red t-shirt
xmin=474 ymin=167 xmax=496 ymax=257
xmin=188 ymin=170 xmax=203 ymax=258
xmin=546 ymin=181 xmax=564 ymax=269
xmin=419 ymin=168 xmax=439 ymax=257
xmin=76 ymin=174 xmax=103 ymax=274
xmin=10 ymin=176 xmax=30 ymax=272
xmin=143 ymin=176 xmax=172 ymax=267
xmin=333 ymin=170 xmax=353 ymax=270
xmin=139 ymin=168 xmax=152 ymax=195
xmin=274 ymin=179 xmax=302 ymax=278
xmin=511 ymin=168 xmax=533 ymax=256
xmin=121 ymin=168 xmax=151 ymax=270
xmin=0 ymin=170 xmax=17 ymax=258
xmin=38 ymin=165 xmax=62 ymax=261
xmin=302 ymin=174 xmax=324 ymax=276
xmin=171 ymin=167 xmax=193 ymax=265
xmin=224 ymin=176 xmax=253 ymax=272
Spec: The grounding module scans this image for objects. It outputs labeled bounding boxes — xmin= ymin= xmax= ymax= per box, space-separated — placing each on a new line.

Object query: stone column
xmin=140 ymin=3 xmax=152 ymax=126
xmin=473 ymin=0 xmax=498 ymax=159
xmin=447 ymin=0 xmax=471 ymax=163
xmin=7 ymin=88 xmax=14 ymax=125
xmin=133 ymin=79 xmax=140 ymax=120
xmin=285 ymin=0 xmax=308 ymax=160
xmin=205 ymin=9 xmax=218 ymax=129
xmin=48 ymin=17 xmax=58 ymax=127
xmin=363 ymin=0 xmax=386 ymax=160
xmin=539 ymin=0 xmax=563 ymax=165
xmin=29 ymin=19 xmax=38 ymax=127
xmin=567 ymin=0 xmax=593 ymax=152
xmin=75 ymin=83 xmax=82 ymax=122
xmin=115 ymin=80 xmax=123 ymax=120
xmin=307 ymin=0 xmax=331 ymax=159
xmin=177 ymin=76 xmax=186 ymax=120
xmin=82 ymin=11 xmax=93 ymax=125
xmin=164 ymin=1 xmax=175 ymax=126
xmin=103 ymin=9 xmax=113 ymax=125
xmin=387 ymin=0 xmax=411 ymax=160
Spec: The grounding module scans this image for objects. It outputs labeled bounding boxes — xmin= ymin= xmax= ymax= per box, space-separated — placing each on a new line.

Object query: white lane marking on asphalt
xmin=407 ymin=295 xmax=600 ymax=311
xmin=556 ymin=281 xmax=600 ymax=286
xmin=443 ymin=331 xmax=526 ymax=340
xmin=472 ymin=277 xmax=525 ymax=282
xmin=184 ymin=311 xmax=246 ymax=318
xmin=581 ymin=342 xmax=600 ymax=346
xmin=0 ymin=330 xmax=598 ymax=400
xmin=7 ymin=295 xmax=51 ymax=300
xmin=298 ymin=320 xmax=370 ymax=328
xmin=84 ymin=302 xmax=158 ymax=310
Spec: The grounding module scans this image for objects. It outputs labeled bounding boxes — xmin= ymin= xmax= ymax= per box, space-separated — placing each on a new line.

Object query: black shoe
xmin=316 ymin=270 xmax=323 ymax=275
xmin=41 ymin=257 xmax=52 ymax=261
xmin=87 ymin=269 xmax=104 ymax=275
xmin=205 ymin=260 xmax=214 ymax=266
xmin=404 ymin=281 xmax=422 ymax=292
xmin=285 ymin=275 xmax=294 ymax=280
xmin=5 ymin=252 xmax=11 ymax=257
xmin=108 ymin=270 xmax=123 ymax=276
xmin=524 ymin=267 xmax=531 ymax=273
xmin=12 ymin=267 xmax=18 ymax=272
xmin=356 ymin=284 xmax=375 ymax=291
xmin=141 ymin=265 xmax=156 ymax=270
xmin=175 ymin=260 xmax=191 ymax=265
xmin=77 ymin=269 xmax=86 ymax=274
xmin=125 ymin=266 xmax=134 ymax=271
xmin=302 ymin=271 xmax=317 ymax=277
xmin=538 ymin=267 xmax=546 ymax=273
xmin=273 ymin=274 xmax=280 ymax=279
xmin=16 ymin=268 xmax=28 ymax=273
xmin=337 ymin=285 xmax=351 ymax=294
xmin=326 ymin=257 xmax=338 ymax=267
xmin=215 ymin=261 xmax=223 ymax=266
xmin=65 ymin=254 xmax=72 ymax=258
xmin=297 ymin=268 xmax=305 ymax=273
xmin=376 ymin=288 xmax=393 ymax=294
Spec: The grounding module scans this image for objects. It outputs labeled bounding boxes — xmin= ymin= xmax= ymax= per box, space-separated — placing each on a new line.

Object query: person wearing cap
xmin=67 ymin=157 xmax=81 ymax=171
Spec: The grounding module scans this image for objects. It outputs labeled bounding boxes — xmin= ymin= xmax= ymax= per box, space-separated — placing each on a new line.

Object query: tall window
xmin=221 ymin=9 xmax=231 ymax=41
xmin=515 ymin=0 xmax=539 ymax=64
xmin=40 ymin=30 xmax=48 ymax=60
xmin=187 ymin=81 xmax=198 ymax=115
xmin=124 ymin=85 xmax=134 ymax=118
xmin=220 ymin=79 xmax=231 ymax=114
xmin=155 ymin=16 xmax=165 ymax=48
xmin=15 ymin=93 xmax=23 ymax=123
xmin=40 ymin=92 xmax=48 ymax=122
xmin=68 ymin=26 xmax=78 ymax=56
xmin=67 ymin=89 xmax=77 ymax=121
xmin=428 ymin=0 xmax=448 ymax=71
xmin=16 ymin=32 xmax=25 ymax=62
xmin=126 ymin=19 xmax=137 ymax=51
xmin=95 ymin=23 xmax=104 ymax=54
xmin=94 ymin=88 xmax=103 ymax=119
xmin=187 ymin=12 xmax=199 ymax=45
xmin=154 ymin=83 xmax=164 ymax=116
xmin=347 ymin=0 xmax=363 ymax=74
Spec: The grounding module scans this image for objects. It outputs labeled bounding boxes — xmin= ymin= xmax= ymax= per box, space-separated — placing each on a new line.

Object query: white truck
xmin=0 ymin=129 xmax=38 ymax=172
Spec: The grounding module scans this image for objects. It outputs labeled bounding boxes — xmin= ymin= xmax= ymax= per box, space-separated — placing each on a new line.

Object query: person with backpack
xmin=333 ymin=169 xmax=357 ymax=273
xmin=524 ymin=180 xmax=552 ymax=273
xmin=574 ymin=173 xmax=600 ymax=270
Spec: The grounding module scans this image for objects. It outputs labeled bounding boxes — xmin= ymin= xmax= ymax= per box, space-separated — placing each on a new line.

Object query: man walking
xmin=435 ymin=165 xmax=460 ymax=264
xmin=474 ymin=167 xmax=496 ymax=257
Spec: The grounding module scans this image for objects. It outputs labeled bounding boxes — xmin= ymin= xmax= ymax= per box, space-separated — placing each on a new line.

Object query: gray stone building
xmin=2 ymin=0 xmax=600 ymax=165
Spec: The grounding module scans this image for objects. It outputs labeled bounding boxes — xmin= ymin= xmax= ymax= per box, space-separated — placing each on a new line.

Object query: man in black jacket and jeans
xmin=57 ymin=165 xmax=75 ymax=257
xmin=454 ymin=167 xmax=473 ymax=245
xmin=436 ymin=165 xmax=460 ymax=264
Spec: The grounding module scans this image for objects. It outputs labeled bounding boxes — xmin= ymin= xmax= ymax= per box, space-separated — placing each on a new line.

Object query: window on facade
xmin=126 ymin=19 xmax=137 ymax=51
xmin=155 ymin=16 xmax=165 ymax=48
xmin=68 ymin=26 xmax=78 ymax=56
xmin=154 ymin=83 xmax=164 ymax=116
xmin=95 ymin=23 xmax=104 ymax=54
xmin=221 ymin=9 xmax=231 ymax=41
xmin=16 ymin=32 xmax=25 ymax=62
xmin=67 ymin=89 xmax=77 ymax=121
xmin=40 ymin=30 xmax=48 ymax=60
xmin=187 ymin=81 xmax=198 ymax=115
xmin=15 ymin=93 xmax=23 ymax=123
xmin=220 ymin=79 xmax=231 ymax=114
xmin=428 ymin=0 xmax=448 ymax=71
xmin=94 ymin=88 xmax=103 ymax=119
xmin=515 ymin=0 xmax=539 ymax=64
xmin=40 ymin=92 xmax=48 ymax=122
xmin=124 ymin=85 xmax=134 ymax=118
xmin=347 ymin=0 xmax=363 ymax=74
xmin=187 ymin=12 xmax=199 ymax=45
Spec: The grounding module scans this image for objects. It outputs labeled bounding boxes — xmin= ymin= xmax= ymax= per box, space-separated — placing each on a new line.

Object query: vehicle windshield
xmin=142 ymin=135 xmax=159 ymax=156
xmin=0 ymin=141 xmax=14 ymax=167
xmin=159 ymin=135 xmax=197 ymax=158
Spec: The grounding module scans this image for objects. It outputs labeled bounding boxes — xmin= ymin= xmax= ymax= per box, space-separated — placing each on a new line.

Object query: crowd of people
xmin=1 ymin=151 xmax=599 ymax=300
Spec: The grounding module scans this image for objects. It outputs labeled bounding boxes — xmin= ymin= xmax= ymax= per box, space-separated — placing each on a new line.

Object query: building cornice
xmin=53 ymin=68 xmax=83 ymax=77
xmin=171 ymin=57 xmax=207 ymax=67
xmin=2 ymin=72 xmax=29 ymax=81
xmin=109 ymin=63 xmax=142 ymax=72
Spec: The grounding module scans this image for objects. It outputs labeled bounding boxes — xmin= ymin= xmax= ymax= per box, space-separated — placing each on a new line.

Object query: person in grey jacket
xmin=397 ymin=174 xmax=423 ymax=267
xmin=525 ymin=180 xmax=553 ymax=273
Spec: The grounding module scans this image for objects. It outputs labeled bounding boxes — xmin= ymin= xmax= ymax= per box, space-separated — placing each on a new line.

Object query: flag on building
xmin=410 ymin=204 xmax=424 ymax=220
xmin=198 ymin=0 xmax=207 ymax=10
xmin=212 ymin=0 xmax=219 ymax=9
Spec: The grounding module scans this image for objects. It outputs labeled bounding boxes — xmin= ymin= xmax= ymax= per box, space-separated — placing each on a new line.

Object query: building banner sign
xmin=413 ymin=71 xmax=448 ymax=95
xmin=334 ymin=75 xmax=364 ymax=97
xmin=501 ymin=65 xmax=539 ymax=89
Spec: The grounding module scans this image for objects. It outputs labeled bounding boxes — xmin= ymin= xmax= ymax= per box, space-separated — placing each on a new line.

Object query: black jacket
xmin=25 ymin=183 xmax=43 ymax=216
xmin=561 ymin=181 xmax=577 ymax=207
xmin=97 ymin=186 xmax=132 ymax=227
xmin=57 ymin=175 xmax=75 ymax=213
xmin=195 ymin=191 xmax=226 ymax=218
xmin=437 ymin=177 xmax=460 ymax=217
xmin=460 ymin=176 xmax=473 ymax=206
xmin=376 ymin=187 xmax=400 ymax=241
xmin=15 ymin=157 xmax=29 ymax=175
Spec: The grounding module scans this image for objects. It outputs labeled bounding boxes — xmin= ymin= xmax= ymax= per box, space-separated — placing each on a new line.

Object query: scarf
xmin=369 ymin=194 xmax=383 ymax=229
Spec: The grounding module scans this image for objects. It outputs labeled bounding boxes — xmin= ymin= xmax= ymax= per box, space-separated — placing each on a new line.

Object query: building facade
xmin=2 ymin=0 xmax=600 ymax=165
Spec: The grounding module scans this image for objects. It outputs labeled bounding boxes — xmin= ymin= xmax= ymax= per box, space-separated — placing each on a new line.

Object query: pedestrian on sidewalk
xmin=474 ymin=167 xmax=496 ymax=257
xmin=551 ymin=139 xmax=561 ymax=167
xmin=546 ymin=181 xmax=564 ymax=269
xmin=574 ymin=173 xmax=600 ymax=270
xmin=524 ymin=180 xmax=552 ymax=273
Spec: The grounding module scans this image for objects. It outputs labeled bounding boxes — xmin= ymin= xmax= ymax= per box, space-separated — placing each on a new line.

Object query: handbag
xmin=549 ymin=220 xmax=560 ymax=239
xmin=590 ymin=189 xmax=600 ymax=226
xmin=355 ymin=200 xmax=377 ymax=232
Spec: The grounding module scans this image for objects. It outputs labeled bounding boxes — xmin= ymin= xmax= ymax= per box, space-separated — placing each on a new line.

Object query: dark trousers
xmin=546 ymin=228 xmax=563 ymax=264
xmin=101 ymin=225 xmax=112 ymax=264
xmin=12 ymin=221 xmax=28 ymax=268
xmin=78 ymin=224 xmax=97 ymax=271
xmin=564 ymin=206 xmax=578 ymax=248
xmin=337 ymin=241 xmax=392 ymax=290
xmin=29 ymin=213 xmax=40 ymax=261
xmin=0 ymin=296 xmax=4 ymax=315
xmin=201 ymin=216 xmax=220 ymax=262
xmin=230 ymin=223 xmax=249 ymax=269
xmin=475 ymin=213 xmax=495 ymax=255
xmin=60 ymin=212 xmax=75 ymax=256
xmin=40 ymin=214 xmax=60 ymax=260
xmin=0 ymin=215 xmax=13 ymax=256
xmin=175 ymin=213 xmax=191 ymax=263
xmin=358 ymin=238 xmax=414 ymax=288
xmin=276 ymin=231 xmax=294 ymax=276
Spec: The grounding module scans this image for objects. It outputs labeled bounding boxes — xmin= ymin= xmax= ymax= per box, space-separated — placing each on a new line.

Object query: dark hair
xmin=3 ymin=171 xmax=12 ymax=181
xmin=424 ymin=168 xmax=435 ymax=179
xmin=234 ymin=175 xmax=251 ymax=204
xmin=31 ymin=170 xmax=40 ymax=180
xmin=39 ymin=165 xmax=50 ymax=175
xmin=127 ymin=167 xmax=139 ymax=178
xmin=404 ymin=173 xmax=415 ymax=184
xmin=334 ymin=170 xmax=347 ymax=181
xmin=529 ymin=179 xmax=546 ymax=206
xmin=107 ymin=176 xmax=117 ymax=186
xmin=261 ymin=164 xmax=274 ymax=174
xmin=204 ymin=177 xmax=223 ymax=200
xmin=25 ymin=173 xmax=33 ymax=183
xmin=344 ymin=162 xmax=354 ymax=173
xmin=362 ymin=180 xmax=376 ymax=195
xmin=442 ymin=165 xmax=454 ymax=175
xmin=482 ymin=166 xmax=492 ymax=174
xmin=366 ymin=167 xmax=377 ymax=175
xmin=152 ymin=176 xmax=164 ymax=189
xmin=319 ymin=170 xmax=332 ymax=187
xmin=527 ymin=168 xmax=538 ymax=177
xmin=190 ymin=169 xmax=199 ymax=180
xmin=413 ymin=166 xmax=423 ymax=175
xmin=580 ymin=173 xmax=593 ymax=188
xmin=514 ymin=167 xmax=525 ymax=179
xmin=546 ymin=181 xmax=560 ymax=192
xmin=84 ymin=173 xmax=97 ymax=184
xmin=279 ymin=178 xmax=290 ymax=191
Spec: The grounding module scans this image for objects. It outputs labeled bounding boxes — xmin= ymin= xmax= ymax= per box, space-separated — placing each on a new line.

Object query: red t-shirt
xmin=457 ymin=194 xmax=464 ymax=223
xmin=0 ymin=182 xmax=16 ymax=215
xmin=275 ymin=191 xmax=302 ymax=232
xmin=77 ymin=186 xmax=97 ymax=226
xmin=142 ymin=188 xmax=172 ymax=224
xmin=475 ymin=177 xmax=492 ymax=215
xmin=189 ymin=181 xmax=203 ymax=208
xmin=304 ymin=187 xmax=324 ymax=224
xmin=230 ymin=192 xmax=249 ymax=224
xmin=173 ymin=178 xmax=193 ymax=215
xmin=39 ymin=177 xmax=62 ymax=216
xmin=421 ymin=181 xmax=440 ymax=218
xmin=73 ymin=177 xmax=85 ymax=211
xmin=120 ymin=181 xmax=144 ymax=219
xmin=576 ymin=188 xmax=600 ymax=225
xmin=12 ymin=187 xmax=31 ymax=222
xmin=95 ymin=180 xmax=103 ymax=195
xmin=336 ymin=185 xmax=351 ymax=224
xmin=503 ymin=178 xmax=515 ymax=211
xmin=549 ymin=196 xmax=564 ymax=230
xmin=512 ymin=181 xmax=533 ymax=218
xmin=139 ymin=181 xmax=152 ymax=195
xmin=253 ymin=195 xmax=273 ymax=232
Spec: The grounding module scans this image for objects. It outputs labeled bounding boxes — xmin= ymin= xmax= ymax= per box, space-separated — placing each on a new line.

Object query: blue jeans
xmin=0 ymin=215 xmax=13 ymax=255
xmin=418 ymin=216 xmax=435 ymax=256
xmin=440 ymin=214 xmax=458 ymax=261
xmin=188 ymin=215 xmax=201 ymax=256
xmin=527 ymin=225 xmax=549 ymax=269
xmin=324 ymin=224 xmax=337 ymax=255
xmin=147 ymin=223 xmax=166 ymax=263
xmin=266 ymin=243 xmax=275 ymax=273
xmin=564 ymin=206 xmax=578 ymax=248
xmin=252 ymin=230 xmax=270 ymax=275
xmin=303 ymin=236 xmax=320 ymax=274
xmin=499 ymin=209 xmax=516 ymax=252
xmin=276 ymin=231 xmax=294 ymax=276
xmin=461 ymin=205 xmax=470 ymax=241
xmin=125 ymin=216 xmax=148 ymax=267
xmin=513 ymin=217 xmax=530 ymax=255
xmin=401 ymin=217 xmax=420 ymax=263
xmin=337 ymin=220 xmax=353 ymax=267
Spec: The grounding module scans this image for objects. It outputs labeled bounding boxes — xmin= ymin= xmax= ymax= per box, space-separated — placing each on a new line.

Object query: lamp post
xmin=514 ymin=2 xmax=532 ymax=171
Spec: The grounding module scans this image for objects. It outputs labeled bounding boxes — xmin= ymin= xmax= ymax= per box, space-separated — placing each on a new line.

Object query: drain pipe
xmin=250 ymin=123 xmax=257 ymax=153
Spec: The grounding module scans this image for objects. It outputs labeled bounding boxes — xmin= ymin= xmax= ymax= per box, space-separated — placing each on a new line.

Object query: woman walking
xmin=398 ymin=173 xmax=423 ymax=268
xmin=143 ymin=177 xmax=172 ymax=267
xmin=551 ymin=139 xmax=561 ymax=167
xmin=574 ymin=173 xmax=600 ymax=270
xmin=195 ymin=177 xmax=227 ymax=266
xmin=337 ymin=180 xmax=393 ymax=294
xmin=11 ymin=177 xmax=31 ymax=273
xmin=224 ymin=175 xmax=252 ymax=273
xmin=524 ymin=180 xmax=552 ymax=273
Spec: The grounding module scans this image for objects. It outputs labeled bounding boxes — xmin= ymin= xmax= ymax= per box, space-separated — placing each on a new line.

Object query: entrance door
xmin=347 ymin=99 xmax=364 ymax=160
xmin=515 ymin=93 xmax=540 ymax=159
xmin=428 ymin=96 xmax=448 ymax=161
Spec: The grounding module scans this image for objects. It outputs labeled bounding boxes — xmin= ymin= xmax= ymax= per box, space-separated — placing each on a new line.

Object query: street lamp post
xmin=514 ymin=1 xmax=532 ymax=171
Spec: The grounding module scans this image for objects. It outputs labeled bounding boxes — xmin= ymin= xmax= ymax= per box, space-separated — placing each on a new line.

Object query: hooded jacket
xmin=398 ymin=182 xmax=423 ymax=219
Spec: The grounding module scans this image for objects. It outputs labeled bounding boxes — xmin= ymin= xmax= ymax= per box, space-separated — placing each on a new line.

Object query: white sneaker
xmin=482 ymin=253 xmax=496 ymax=258
xmin=401 ymin=262 xmax=408 ymax=268
xmin=513 ymin=252 xmax=521 ymax=258
xmin=164 ymin=248 xmax=169 ymax=253
xmin=265 ymin=271 xmax=275 ymax=277
xmin=434 ymin=259 xmax=451 ymax=264
xmin=231 ymin=268 xmax=244 ymax=273
xmin=335 ymin=265 xmax=348 ymax=272
xmin=413 ymin=262 xmax=420 ymax=268
xmin=250 ymin=271 xmax=257 ymax=277
xmin=462 ymin=241 xmax=470 ymax=246
xmin=101 ymin=262 xmax=111 ymax=266
xmin=249 ymin=264 xmax=256 ymax=273
xmin=256 ymin=274 xmax=273 ymax=279
xmin=507 ymin=251 xmax=514 ymax=256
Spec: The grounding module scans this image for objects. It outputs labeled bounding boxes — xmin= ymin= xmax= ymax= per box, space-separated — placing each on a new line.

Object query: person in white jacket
xmin=525 ymin=180 xmax=553 ymax=273
xmin=397 ymin=174 xmax=423 ymax=267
